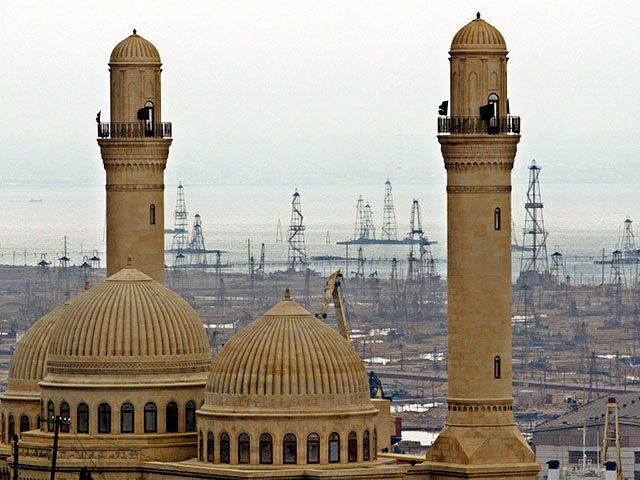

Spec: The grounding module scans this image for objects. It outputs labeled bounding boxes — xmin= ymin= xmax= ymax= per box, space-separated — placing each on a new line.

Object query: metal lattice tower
xmin=287 ymin=189 xmax=307 ymax=271
xmin=188 ymin=213 xmax=208 ymax=265
xmin=620 ymin=218 xmax=636 ymax=256
xmin=520 ymin=160 xmax=549 ymax=277
xmin=276 ymin=218 xmax=283 ymax=243
xmin=610 ymin=249 xmax=625 ymax=287
xmin=354 ymin=196 xmax=366 ymax=240
xmin=406 ymin=200 xmax=426 ymax=306
xmin=381 ymin=179 xmax=398 ymax=240
xmin=171 ymin=183 xmax=189 ymax=253
xmin=363 ymin=203 xmax=376 ymax=240
xmin=550 ymin=249 xmax=565 ymax=284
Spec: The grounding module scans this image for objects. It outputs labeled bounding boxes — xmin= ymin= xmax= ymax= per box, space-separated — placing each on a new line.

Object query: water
xmin=0 ymin=182 xmax=636 ymax=283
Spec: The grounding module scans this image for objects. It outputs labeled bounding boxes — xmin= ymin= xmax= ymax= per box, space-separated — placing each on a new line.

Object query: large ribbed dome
xmin=47 ymin=266 xmax=210 ymax=377
xmin=6 ymin=304 xmax=66 ymax=394
xmin=110 ymin=30 xmax=161 ymax=65
xmin=451 ymin=13 xmax=506 ymax=52
xmin=206 ymin=291 xmax=370 ymax=409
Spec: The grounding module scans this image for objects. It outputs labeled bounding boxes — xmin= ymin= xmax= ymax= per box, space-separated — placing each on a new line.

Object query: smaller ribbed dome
xmin=110 ymin=30 xmax=161 ymax=65
xmin=206 ymin=291 xmax=370 ymax=410
xmin=451 ymin=13 xmax=506 ymax=52
xmin=47 ymin=266 xmax=210 ymax=378
xmin=7 ymin=304 xmax=66 ymax=394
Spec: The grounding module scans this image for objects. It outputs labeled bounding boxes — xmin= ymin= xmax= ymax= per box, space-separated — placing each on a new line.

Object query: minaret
xmin=97 ymin=30 xmax=171 ymax=283
xmin=417 ymin=14 xmax=539 ymax=479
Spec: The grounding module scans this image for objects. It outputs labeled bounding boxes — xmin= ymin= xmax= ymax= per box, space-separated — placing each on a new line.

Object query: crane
xmin=316 ymin=270 xmax=350 ymax=342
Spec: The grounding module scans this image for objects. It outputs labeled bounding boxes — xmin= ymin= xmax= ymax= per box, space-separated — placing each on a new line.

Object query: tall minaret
xmin=417 ymin=14 xmax=539 ymax=479
xmin=97 ymin=30 xmax=171 ymax=283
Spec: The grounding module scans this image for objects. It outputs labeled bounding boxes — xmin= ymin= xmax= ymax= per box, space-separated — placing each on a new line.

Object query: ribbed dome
xmin=7 ymin=304 xmax=66 ymax=393
xmin=451 ymin=13 xmax=506 ymax=52
xmin=110 ymin=30 xmax=161 ymax=65
xmin=47 ymin=266 xmax=210 ymax=377
xmin=206 ymin=291 xmax=370 ymax=409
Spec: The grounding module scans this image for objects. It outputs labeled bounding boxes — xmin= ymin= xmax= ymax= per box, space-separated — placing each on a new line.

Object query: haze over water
xmin=0 ymin=180 xmax=635 ymax=284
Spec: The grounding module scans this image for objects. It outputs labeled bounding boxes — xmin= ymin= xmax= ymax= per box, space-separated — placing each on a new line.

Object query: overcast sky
xmin=1 ymin=0 xmax=639 ymax=186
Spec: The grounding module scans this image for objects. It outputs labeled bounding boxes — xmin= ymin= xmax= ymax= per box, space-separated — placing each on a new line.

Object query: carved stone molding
xmin=447 ymin=185 xmax=511 ymax=194
xmin=106 ymin=184 xmax=164 ymax=192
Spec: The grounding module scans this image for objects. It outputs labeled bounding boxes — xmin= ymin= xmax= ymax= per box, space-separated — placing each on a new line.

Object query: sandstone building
xmin=0 ymin=15 xmax=535 ymax=480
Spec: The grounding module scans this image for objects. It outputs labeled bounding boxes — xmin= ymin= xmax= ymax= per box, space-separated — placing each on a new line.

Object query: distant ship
xmin=29 ymin=198 xmax=43 ymax=203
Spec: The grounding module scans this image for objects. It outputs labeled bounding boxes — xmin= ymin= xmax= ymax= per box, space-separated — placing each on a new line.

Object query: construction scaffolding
xmin=287 ymin=189 xmax=307 ymax=271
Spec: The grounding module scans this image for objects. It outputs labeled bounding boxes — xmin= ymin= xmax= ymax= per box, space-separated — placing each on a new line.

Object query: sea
xmin=0 ymin=182 xmax=636 ymax=284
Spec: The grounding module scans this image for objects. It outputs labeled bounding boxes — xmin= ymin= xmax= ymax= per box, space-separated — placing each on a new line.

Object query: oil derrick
xmin=588 ymin=352 xmax=596 ymax=400
xmin=406 ymin=200 xmax=426 ymax=311
xmin=171 ymin=183 xmax=189 ymax=255
xmin=214 ymin=251 xmax=225 ymax=309
xmin=620 ymin=217 xmax=637 ymax=259
xmin=381 ymin=179 xmax=398 ymax=240
xmin=170 ymin=252 xmax=190 ymax=296
xmin=389 ymin=257 xmax=402 ymax=329
xmin=56 ymin=236 xmax=72 ymax=303
xmin=287 ymin=189 xmax=307 ymax=271
xmin=326 ymin=231 xmax=330 ymax=244
xmin=254 ymin=243 xmax=265 ymax=279
xmin=519 ymin=160 xmax=550 ymax=286
xmin=550 ymin=249 xmax=565 ymax=285
xmin=354 ymin=196 xmax=366 ymax=239
xmin=363 ymin=203 xmax=376 ymax=240
xmin=188 ymin=213 xmax=208 ymax=265
xmin=353 ymin=247 xmax=365 ymax=280
xmin=607 ymin=249 xmax=625 ymax=327
xmin=571 ymin=321 xmax=590 ymax=379
xmin=36 ymin=254 xmax=53 ymax=314
xmin=276 ymin=218 xmax=283 ymax=243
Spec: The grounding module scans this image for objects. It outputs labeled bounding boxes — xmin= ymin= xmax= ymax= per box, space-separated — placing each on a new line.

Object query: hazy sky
xmin=2 ymin=0 xmax=640 ymax=186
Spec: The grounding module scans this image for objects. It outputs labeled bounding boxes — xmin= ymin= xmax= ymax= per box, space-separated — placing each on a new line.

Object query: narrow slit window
xmin=494 ymin=355 xmax=501 ymax=379
xmin=150 ymin=204 xmax=156 ymax=225
xmin=494 ymin=207 xmax=501 ymax=230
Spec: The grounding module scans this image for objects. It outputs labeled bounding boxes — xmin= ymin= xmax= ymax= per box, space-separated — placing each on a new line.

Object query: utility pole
xmin=45 ymin=414 xmax=71 ymax=480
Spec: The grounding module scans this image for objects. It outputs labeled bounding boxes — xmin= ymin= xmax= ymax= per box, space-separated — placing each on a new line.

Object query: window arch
xmin=329 ymin=432 xmax=340 ymax=463
xmin=307 ymin=433 xmax=320 ymax=464
xmin=8 ymin=416 xmax=14 ymax=441
xmin=220 ymin=432 xmax=230 ymax=464
xmin=166 ymin=401 xmax=178 ymax=433
xmin=185 ymin=401 xmax=196 ymax=432
xmin=60 ymin=402 xmax=70 ymax=432
xmin=260 ymin=433 xmax=273 ymax=464
xmin=150 ymin=204 xmax=156 ymax=225
xmin=494 ymin=355 xmax=501 ymax=379
xmin=144 ymin=402 xmax=157 ymax=432
xmin=19 ymin=415 xmax=29 ymax=434
xmin=98 ymin=403 xmax=111 ymax=433
xmin=77 ymin=403 xmax=89 ymax=433
xmin=348 ymin=431 xmax=357 ymax=462
xmin=207 ymin=432 xmax=214 ymax=462
xmin=283 ymin=433 xmax=297 ymax=464
xmin=494 ymin=207 xmax=501 ymax=230
xmin=363 ymin=430 xmax=370 ymax=461
xmin=238 ymin=433 xmax=250 ymax=464
xmin=47 ymin=400 xmax=54 ymax=431
xmin=121 ymin=403 xmax=134 ymax=433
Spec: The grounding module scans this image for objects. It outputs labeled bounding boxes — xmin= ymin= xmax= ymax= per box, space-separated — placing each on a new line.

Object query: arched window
xmin=144 ymin=403 xmax=157 ymax=432
xmin=8 ymin=416 xmax=14 ymax=441
xmin=363 ymin=430 xmax=370 ymax=461
xmin=149 ymin=204 xmax=156 ymax=225
xmin=207 ymin=432 xmax=214 ymax=462
xmin=283 ymin=433 xmax=297 ymax=464
xmin=494 ymin=355 xmax=501 ymax=379
xmin=307 ymin=433 xmax=320 ymax=464
xmin=199 ymin=431 xmax=203 ymax=461
xmin=373 ymin=429 xmax=377 ymax=459
xmin=185 ymin=401 xmax=196 ymax=432
xmin=494 ymin=207 xmax=501 ymax=230
xmin=238 ymin=433 xmax=250 ymax=464
xmin=77 ymin=403 xmax=89 ymax=433
xmin=98 ymin=403 xmax=111 ymax=433
xmin=121 ymin=403 xmax=134 ymax=433
xmin=19 ymin=415 xmax=29 ymax=434
xmin=348 ymin=431 xmax=357 ymax=462
xmin=47 ymin=400 xmax=54 ymax=431
xmin=487 ymin=93 xmax=499 ymax=132
xmin=329 ymin=432 xmax=340 ymax=463
xmin=220 ymin=432 xmax=230 ymax=464
xmin=36 ymin=417 xmax=40 ymax=430
xmin=166 ymin=401 xmax=178 ymax=432
xmin=60 ymin=402 xmax=70 ymax=432
xmin=259 ymin=433 xmax=273 ymax=464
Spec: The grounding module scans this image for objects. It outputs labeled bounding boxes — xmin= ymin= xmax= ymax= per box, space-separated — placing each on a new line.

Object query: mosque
xmin=0 ymin=14 xmax=540 ymax=480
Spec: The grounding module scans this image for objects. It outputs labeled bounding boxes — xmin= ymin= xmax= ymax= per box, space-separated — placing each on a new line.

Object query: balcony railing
xmin=437 ymin=116 xmax=520 ymax=135
xmin=97 ymin=122 xmax=172 ymax=139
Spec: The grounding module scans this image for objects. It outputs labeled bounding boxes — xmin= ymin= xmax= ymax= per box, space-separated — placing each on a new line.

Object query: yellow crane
xmin=316 ymin=270 xmax=350 ymax=342
xmin=601 ymin=397 xmax=623 ymax=480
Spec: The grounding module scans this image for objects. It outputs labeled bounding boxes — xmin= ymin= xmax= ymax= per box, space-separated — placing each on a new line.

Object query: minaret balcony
xmin=97 ymin=122 xmax=172 ymax=139
xmin=437 ymin=116 xmax=520 ymax=135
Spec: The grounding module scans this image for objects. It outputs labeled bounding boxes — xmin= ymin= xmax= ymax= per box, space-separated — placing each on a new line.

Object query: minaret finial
xmin=476 ymin=12 xmax=481 ymax=19
xmin=284 ymin=288 xmax=291 ymax=299
xmin=127 ymin=256 xmax=133 ymax=267
xmin=133 ymin=28 xmax=137 ymax=35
